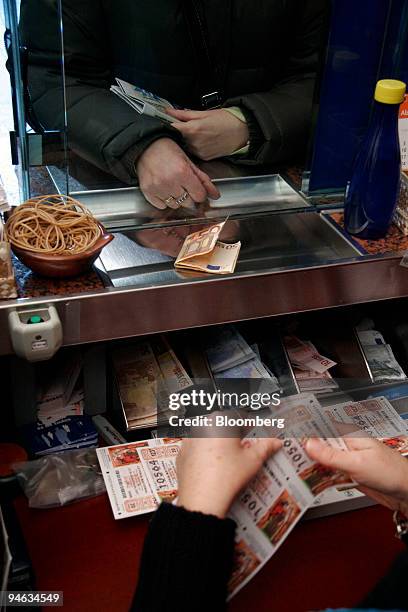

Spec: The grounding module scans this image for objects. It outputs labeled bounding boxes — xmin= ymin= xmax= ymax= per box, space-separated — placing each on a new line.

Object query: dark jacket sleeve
xmin=19 ymin=0 xmax=181 ymax=184
xmin=225 ymin=0 xmax=329 ymax=166
xmin=132 ymin=502 xmax=236 ymax=612
xmin=358 ymin=550 xmax=408 ymax=611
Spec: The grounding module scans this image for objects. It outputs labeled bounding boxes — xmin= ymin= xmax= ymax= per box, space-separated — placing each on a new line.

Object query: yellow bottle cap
xmin=374 ymin=79 xmax=406 ymax=105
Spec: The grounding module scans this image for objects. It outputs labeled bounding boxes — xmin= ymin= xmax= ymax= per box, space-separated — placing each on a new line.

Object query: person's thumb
xmin=246 ymin=438 xmax=283 ymax=466
xmin=305 ymin=438 xmax=354 ymax=472
xmin=166 ymin=108 xmax=206 ymax=121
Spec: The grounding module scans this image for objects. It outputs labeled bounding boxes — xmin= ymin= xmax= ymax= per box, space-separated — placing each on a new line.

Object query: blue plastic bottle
xmin=344 ymin=79 xmax=406 ymax=239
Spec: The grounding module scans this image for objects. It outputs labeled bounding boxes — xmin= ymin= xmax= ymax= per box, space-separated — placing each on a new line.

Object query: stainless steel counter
xmin=1 ymin=212 xmax=407 ymax=356
xmin=71 ymin=173 xmax=312 ymax=230
xmin=2 ymin=171 xmax=408 ymax=357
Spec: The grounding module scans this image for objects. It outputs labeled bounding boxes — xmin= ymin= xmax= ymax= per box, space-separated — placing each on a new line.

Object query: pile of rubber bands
xmin=5 ymin=195 xmax=101 ymax=255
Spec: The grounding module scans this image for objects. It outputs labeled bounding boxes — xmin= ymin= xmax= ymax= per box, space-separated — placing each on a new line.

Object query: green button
xmin=28 ymin=315 xmax=43 ymax=324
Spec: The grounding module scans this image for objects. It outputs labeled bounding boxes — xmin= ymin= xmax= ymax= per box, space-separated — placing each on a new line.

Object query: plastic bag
xmin=14 ymin=448 xmax=106 ymax=508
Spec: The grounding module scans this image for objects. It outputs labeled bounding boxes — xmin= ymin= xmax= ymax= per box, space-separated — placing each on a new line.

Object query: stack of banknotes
xmin=112 ymin=336 xmax=193 ymax=430
xmin=205 ymin=326 xmax=280 ymax=390
xmin=357 ymin=329 xmax=407 ymax=382
xmin=285 ymin=336 xmax=339 ymax=395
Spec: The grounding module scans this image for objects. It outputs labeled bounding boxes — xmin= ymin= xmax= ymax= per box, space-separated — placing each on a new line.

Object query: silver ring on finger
xmin=175 ymin=191 xmax=189 ymax=206
xmin=164 ymin=196 xmax=176 ymax=206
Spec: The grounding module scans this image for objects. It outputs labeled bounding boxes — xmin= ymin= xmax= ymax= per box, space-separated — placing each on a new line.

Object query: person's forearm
xmin=132 ymin=502 xmax=236 ymax=612
xmin=226 ymin=78 xmax=315 ymax=166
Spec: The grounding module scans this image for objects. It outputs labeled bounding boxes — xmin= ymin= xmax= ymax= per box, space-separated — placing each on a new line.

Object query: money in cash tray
xmin=357 ymin=329 xmax=407 ymax=382
xmin=112 ymin=336 xmax=192 ymax=430
xmin=174 ymin=221 xmax=241 ymax=275
xmin=285 ymin=336 xmax=338 ymax=394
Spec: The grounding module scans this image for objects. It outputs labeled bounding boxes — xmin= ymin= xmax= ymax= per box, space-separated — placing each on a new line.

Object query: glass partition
xmin=304 ymin=0 xmax=408 ymax=196
xmin=8 ymin=0 xmax=334 ymax=224
xmin=3 ymin=0 xmax=408 ymax=289
xmin=5 ymin=1 xmax=408 ymax=212
xmin=3 ymin=0 xmax=68 ymax=197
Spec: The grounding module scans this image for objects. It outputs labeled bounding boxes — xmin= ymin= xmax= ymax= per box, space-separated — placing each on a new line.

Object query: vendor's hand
xmin=136 ymin=138 xmax=220 ymax=209
xmin=167 ymin=108 xmax=249 ymax=161
xmin=305 ymin=437 xmax=408 ymax=516
xmin=177 ymin=437 xmax=282 ymax=519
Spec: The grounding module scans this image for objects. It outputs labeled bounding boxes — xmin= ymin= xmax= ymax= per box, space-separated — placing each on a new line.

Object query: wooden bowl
xmin=11 ymin=223 xmax=114 ymax=278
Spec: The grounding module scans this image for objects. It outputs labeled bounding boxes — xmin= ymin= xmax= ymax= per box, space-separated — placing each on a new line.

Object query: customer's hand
xmin=167 ymin=108 xmax=249 ymax=161
xmin=306 ymin=437 xmax=408 ymax=515
xmin=136 ymin=138 xmax=220 ymax=209
xmin=177 ymin=437 xmax=282 ymax=519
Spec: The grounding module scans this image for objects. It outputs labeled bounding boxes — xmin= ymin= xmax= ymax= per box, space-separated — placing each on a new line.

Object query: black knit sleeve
xmin=131 ymin=502 xmax=236 ymax=612
xmin=357 ymin=550 xmax=408 ymax=611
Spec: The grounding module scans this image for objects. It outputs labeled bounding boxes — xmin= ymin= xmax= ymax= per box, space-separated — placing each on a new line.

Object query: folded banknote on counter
xmin=174 ymin=221 xmax=241 ymax=275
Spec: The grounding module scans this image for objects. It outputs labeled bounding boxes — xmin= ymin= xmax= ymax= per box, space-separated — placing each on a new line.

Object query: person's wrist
xmin=397 ymin=490 xmax=408 ymax=518
xmin=178 ymin=488 xmax=233 ymax=519
xmin=135 ymin=137 xmax=177 ymax=169
xmin=223 ymin=107 xmax=249 ymax=152
xmin=393 ymin=474 xmax=408 ymax=517
xmin=236 ymin=122 xmax=249 ymax=150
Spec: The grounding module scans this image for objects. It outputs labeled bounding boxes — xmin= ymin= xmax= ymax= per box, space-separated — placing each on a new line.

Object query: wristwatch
xmin=393 ymin=510 xmax=408 ymax=544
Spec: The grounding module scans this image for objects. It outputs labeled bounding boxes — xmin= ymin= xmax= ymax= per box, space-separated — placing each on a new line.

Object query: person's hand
xmin=177 ymin=437 xmax=282 ymax=518
xmin=305 ymin=437 xmax=408 ymax=516
xmin=167 ymin=108 xmax=249 ymax=161
xmin=136 ymin=138 xmax=220 ymax=209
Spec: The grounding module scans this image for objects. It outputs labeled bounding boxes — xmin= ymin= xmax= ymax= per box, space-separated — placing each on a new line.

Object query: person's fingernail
xmin=305 ymin=438 xmax=323 ymax=452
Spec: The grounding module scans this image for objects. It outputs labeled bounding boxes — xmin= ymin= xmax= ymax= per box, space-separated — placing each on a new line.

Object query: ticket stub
xmin=96 ymin=439 xmax=182 ymax=519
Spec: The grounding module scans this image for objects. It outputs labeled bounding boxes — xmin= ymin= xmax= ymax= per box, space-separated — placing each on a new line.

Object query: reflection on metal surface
xmin=72 ymin=174 xmax=311 ymax=231
xmin=97 ymin=212 xmax=361 ymax=289
xmin=209 ymin=175 xmax=309 ymax=210
xmin=98 ymin=233 xmax=171 ymax=272
xmin=1 ymin=254 xmax=407 ymax=356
